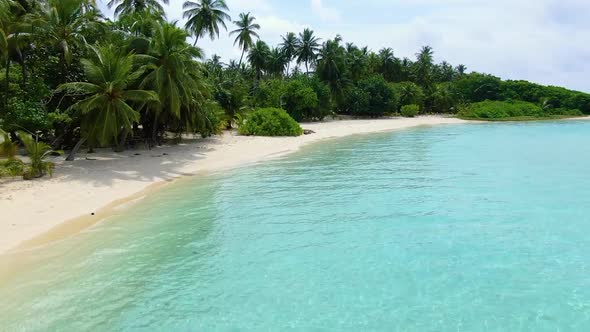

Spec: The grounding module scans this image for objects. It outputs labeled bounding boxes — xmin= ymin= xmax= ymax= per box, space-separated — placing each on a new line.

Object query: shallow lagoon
xmin=2 ymin=121 xmax=590 ymax=331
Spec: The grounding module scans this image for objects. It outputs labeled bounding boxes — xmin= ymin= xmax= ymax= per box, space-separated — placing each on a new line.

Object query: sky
xmin=98 ymin=0 xmax=590 ymax=92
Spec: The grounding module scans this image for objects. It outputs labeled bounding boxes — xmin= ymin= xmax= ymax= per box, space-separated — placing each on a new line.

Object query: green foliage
xmin=18 ymin=131 xmax=63 ymax=179
xmin=391 ymin=82 xmax=425 ymax=110
xmin=183 ymin=0 xmax=231 ymax=44
xmin=0 ymin=159 xmax=25 ymax=177
xmin=0 ymin=129 xmax=17 ymax=159
xmin=501 ymin=80 xmax=590 ymax=114
xmin=430 ymin=83 xmax=456 ymax=113
xmin=453 ymin=73 xmax=502 ymax=103
xmin=400 ymin=104 xmax=420 ymax=117
xmin=58 ymin=45 xmax=158 ymax=147
xmin=284 ymin=80 xmax=318 ymax=121
xmin=348 ymin=75 xmax=397 ymax=117
xmin=214 ymin=75 xmax=250 ymax=127
xmin=283 ymin=78 xmax=323 ymax=121
xmin=254 ymin=79 xmax=287 ymax=108
xmin=4 ymin=99 xmax=50 ymax=132
xmin=238 ymin=108 xmax=303 ymax=137
xmin=457 ymin=100 xmax=543 ymax=119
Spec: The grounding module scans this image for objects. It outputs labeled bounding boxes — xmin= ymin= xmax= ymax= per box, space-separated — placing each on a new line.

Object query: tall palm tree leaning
xmin=280 ymin=32 xmax=299 ymax=76
xmin=230 ymin=12 xmax=260 ymax=67
xmin=297 ymin=28 xmax=321 ymax=74
xmin=57 ymin=45 xmax=158 ymax=160
xmin=183 ymin=0 xmax=231 ymax=46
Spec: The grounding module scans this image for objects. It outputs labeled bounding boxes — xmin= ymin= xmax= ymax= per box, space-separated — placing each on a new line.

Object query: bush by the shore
xmin=400 ymin=104 xmax=420 ymax=117
xmin=457 ymin=100 xmax=583 ymax=120
xmin=238 ymin=108 xmax=304 ymax=137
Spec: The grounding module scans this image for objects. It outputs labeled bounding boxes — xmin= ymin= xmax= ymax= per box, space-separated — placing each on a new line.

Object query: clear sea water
xmin=2 ymin=121 xmax=590 ymax=331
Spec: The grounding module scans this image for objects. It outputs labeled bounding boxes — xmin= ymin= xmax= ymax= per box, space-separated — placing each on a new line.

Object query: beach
xmin=0 ymin=116 xmax=467 ymax=254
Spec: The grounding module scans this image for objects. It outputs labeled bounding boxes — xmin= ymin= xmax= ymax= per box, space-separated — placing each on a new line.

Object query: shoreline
xmin=0 ymin=116 xmax=469 ymax=255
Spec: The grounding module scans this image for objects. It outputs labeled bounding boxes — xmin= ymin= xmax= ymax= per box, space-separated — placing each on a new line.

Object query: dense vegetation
xmin=238 ymin=108 xmax=303 ymax=137
xmin=1 ymin=0 xmax=589 ymax=178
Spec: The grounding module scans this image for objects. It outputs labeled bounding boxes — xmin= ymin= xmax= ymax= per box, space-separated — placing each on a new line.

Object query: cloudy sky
xmin=98 ymin=0 xmax=590 ymax=92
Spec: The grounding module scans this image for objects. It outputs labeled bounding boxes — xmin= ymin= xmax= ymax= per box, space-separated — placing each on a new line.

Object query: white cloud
xmin=310 ymin=0 xmax=341 ymax=23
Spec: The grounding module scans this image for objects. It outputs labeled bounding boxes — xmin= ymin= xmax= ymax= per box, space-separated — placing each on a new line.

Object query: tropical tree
xmin=117 ymin=7 xmax=165 ymax=37
xmin=316 ymin=37 xmax=348 ymax=103
xmin=296 ymin=28 xmax=320 ymax=74
xmin=107 ymin=0 xmax=169 ymax=17
xmin=345 ymin=44 xmax=368 ymax=82
xmin=455 ymin=64 xmax=467 ymax=76
xmin=247 ymin=40 xmax=269 ymax=81
xmin=266 ymin=47 xmax=287 ymax=78
xmin=1 ymin=0 xmax=29 ymax=108
xmin=57 ymin=45 xmax=158 ymax=158
xmin=280 ymin=32 xmax=299 ymax=75
xmin=139 ymin=22 xmax=210 ymax=142
xmin=18 ymin=131 xmax=62 ymax=178
xmin=44 ymin=0 xmax=102 ymax=82
xmin=230 ymin=12 xmax=260 ymax=67
xmin=414 ymin=45 xmax=434 ymax=88
xmin=183 ymin=0 xmax=231 ymax=46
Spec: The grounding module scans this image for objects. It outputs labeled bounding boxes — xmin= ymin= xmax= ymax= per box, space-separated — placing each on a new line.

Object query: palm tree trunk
xmin=305 ymin=61 xmax=309 ymax=75
xmin=4 ymin=58 xmax=9 ymax=112
xmin=115 ymin=128 xmax=129 ymax=152
xmin=151 ymin=112 xmax=159 ymax=146
xmin=238 ymin=48 xmax=246 ymax=67
xmin=285 ymin=61 xmax=290 ymax=77
xmin=66 ymin=137 xmax=87 ymax=161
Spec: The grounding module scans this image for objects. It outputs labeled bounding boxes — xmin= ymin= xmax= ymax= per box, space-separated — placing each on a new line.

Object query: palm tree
xmin=247 ymin=40 xmax=270 ymax=80
xmin=266 ymin=47 xmax=287 ymax=78
xmin=296 ymin=28 xmax=320 ymax=74
xmin=414 ymin=45 xmax=434 ymax=88
xmin=57 ymin=45 xmax=158 ymax=158
xmin=183 ymin=0 xmax=230 ymax=46
xmin=139 ymin=22 xmax=209 ymax=142
xmin=44 ymin=0 xmax=101 ymax=82
xmin=455 ymin=64 xmax=467 ymax=77
xmin=117 ymin=7 xmax=165 ymax=37
xmin=18 ymin=131 xmax=62 ymax=179
xmin=317 ymin=38 xmax=348 ymax=103
xmin=107 ymin=0 xmax=169 ymax=17
xmin=345 ymin=44 xmax=368 ymax=82
xmin=230 ymin=12 xmax=260 ymax=67
xmin=280 ymin=32 xmax=299 ymax=75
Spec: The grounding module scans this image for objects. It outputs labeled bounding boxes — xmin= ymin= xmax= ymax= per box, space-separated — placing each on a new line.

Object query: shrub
xmin=18 ymin=131 xmax=62 ymax=179
xmin=458 ymin=100 xmax=542 ymax=119
xmin=0 ymin=129 xmax=18 ymax=159
xmin=238 ymin=108 xmax=303 ymax=137
xmin=253 ymin=79 xmax=287 ymax=108
xmin=548 ymin=108 xmax=584 ymax=116
xmin=400 ymin=104 xmax=420 ymax=117
xmin=390 ymin=82 xmax=425 ymax=110
xmin=0 ymin=159 xmax=25 ymax=177
xmin=283 ymin=79 xmax=320 ymax=121
xmin=349 ymin=75 xmax=397 ymax=117
xmin=452 ymin=73 xmax=503 ymax=103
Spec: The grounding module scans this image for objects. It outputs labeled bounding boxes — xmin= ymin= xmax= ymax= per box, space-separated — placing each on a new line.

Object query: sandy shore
xmin=0 ymin=116 xmax=468 ymax=254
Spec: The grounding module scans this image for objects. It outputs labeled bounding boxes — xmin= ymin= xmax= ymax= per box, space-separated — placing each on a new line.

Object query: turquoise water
xmin=2 ymin=121 xmax=590 ymax=331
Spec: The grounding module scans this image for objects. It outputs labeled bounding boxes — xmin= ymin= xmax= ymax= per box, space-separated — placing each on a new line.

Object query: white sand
xmin=0 ymin=116 xmax=468 ymax=254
